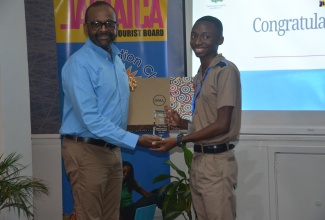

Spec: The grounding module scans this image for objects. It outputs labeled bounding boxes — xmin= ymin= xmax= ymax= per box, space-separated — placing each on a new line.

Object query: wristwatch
xmin=176 ymin=133 xmax=185 ymax=147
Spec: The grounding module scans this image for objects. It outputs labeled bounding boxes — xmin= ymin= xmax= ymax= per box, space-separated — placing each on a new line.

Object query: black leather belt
xmin=194 ymin=143 xmax=235 ymax=154
xmin=64 ymin=135 xmax=117 ymax=149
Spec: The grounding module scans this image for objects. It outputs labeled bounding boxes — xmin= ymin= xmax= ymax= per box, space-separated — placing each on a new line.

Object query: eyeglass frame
xmin=86 ymin=20 xmax=117 ymax=31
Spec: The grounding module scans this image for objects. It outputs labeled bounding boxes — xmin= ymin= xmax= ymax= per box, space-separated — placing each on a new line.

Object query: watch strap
xmin=176 ymin=133 xmax=184 ymax=147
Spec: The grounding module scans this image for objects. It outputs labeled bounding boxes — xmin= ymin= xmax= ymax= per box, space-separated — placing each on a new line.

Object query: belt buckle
xmin=213 ymin=145 xmax=219 ymax=150
xmin=211 ymin=145 xmax=220 ymax=153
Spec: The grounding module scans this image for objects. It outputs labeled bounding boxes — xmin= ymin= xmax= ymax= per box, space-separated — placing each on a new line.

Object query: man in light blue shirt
xmin=60 ymin=2 xmax=161 ymax=219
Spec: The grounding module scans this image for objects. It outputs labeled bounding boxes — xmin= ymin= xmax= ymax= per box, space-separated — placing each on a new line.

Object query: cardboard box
xmin=127 ymin=78 xmax=170 ymax=132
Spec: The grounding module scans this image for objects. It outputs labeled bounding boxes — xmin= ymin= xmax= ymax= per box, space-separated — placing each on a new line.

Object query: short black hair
xmin=195 ymin=16 xmax=223 ymax=37
xmin=85 ymin=1 xmax=117 ymax=22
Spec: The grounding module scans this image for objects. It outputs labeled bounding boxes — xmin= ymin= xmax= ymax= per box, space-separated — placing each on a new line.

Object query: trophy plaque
xmin=153 ymin=110 xmax=169 ymax=137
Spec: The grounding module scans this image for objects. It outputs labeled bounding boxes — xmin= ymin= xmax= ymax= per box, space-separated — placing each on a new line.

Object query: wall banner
xmin=54 ymin=0 xmax=168 ymax=78
xmin=53 ymin=0 xmax=169 ymax=214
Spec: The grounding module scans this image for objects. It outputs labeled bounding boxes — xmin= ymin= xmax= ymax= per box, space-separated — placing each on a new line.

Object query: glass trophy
xmin=153 ymin=110 xmax=169 ymax=137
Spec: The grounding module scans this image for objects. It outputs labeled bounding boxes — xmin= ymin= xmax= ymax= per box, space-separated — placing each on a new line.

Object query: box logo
xmin=153 ymin=95 xmax=166 ymax=106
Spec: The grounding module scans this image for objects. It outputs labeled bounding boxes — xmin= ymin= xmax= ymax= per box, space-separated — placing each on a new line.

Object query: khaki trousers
xmin=62 ymin=138 xmax=123 ymax=220
xmin=190 ymin=150 xmax=238 ymax=220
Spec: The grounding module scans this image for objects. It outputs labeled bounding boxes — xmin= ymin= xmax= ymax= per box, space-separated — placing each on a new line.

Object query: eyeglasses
xmin=86 ymin=21 xmax=117 ymax=31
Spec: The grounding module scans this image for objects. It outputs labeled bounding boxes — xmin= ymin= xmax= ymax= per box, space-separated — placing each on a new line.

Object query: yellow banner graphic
xmin=53 ymin=0 xmax=168 ymax=43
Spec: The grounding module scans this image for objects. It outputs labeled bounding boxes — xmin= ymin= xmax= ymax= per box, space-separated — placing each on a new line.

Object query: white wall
xmin=28 ymin=134 xmax=325 ymax=220
xmin=32 ymin=135 xmax=62 ymax=220
xmin=170 ymin=135 xmax=325 ymax=220
xmin=0 ymin=1 xmax=33 ymax=219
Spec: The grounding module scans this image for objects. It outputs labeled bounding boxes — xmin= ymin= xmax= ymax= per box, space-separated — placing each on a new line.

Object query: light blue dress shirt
xmin=60 ymin=38 xmax=138 ymax=150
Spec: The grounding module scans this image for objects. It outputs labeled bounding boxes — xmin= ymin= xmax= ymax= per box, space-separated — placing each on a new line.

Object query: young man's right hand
xmin=164 ymin=105 xmax=181 ymax=127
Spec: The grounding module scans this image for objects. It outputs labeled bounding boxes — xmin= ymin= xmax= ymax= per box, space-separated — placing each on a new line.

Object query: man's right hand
xmin=137 ymin=134 xmax=162 ymax=148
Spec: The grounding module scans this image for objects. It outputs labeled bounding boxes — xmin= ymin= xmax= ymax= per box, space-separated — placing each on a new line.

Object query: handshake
xmin=136 ymin=106 xmax=185 ymax=152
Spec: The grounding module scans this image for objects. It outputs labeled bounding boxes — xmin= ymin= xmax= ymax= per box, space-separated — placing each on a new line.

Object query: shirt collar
xmin=197 ymin=54 xmax=225 ymax=77
xmin=209 ymin=53 xmax=225 ymax=68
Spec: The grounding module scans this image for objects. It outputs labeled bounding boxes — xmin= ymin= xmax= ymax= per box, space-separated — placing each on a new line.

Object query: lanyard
xmin=192 ymin=67 xmax=212 ymax=114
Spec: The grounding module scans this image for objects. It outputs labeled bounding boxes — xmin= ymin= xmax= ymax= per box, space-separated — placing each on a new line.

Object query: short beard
xmin=92 ymin=32 xmax=116 ymax=52
xmin=95 ymin=32 xmax=116 ymax=43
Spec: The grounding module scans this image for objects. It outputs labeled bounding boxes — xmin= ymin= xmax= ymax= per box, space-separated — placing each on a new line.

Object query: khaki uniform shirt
xmin=192 ymin=54 xmax=241 ymax=145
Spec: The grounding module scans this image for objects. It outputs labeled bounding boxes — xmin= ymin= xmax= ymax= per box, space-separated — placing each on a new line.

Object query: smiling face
xmin=190 ymin=20 xmax=224 ymax=62
xmin=84 ymin=4 xmax=118 ymax=52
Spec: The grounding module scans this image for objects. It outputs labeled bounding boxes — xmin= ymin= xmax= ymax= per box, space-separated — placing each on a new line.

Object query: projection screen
xmin=189 ymin=0 xmax=325 ymax=135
